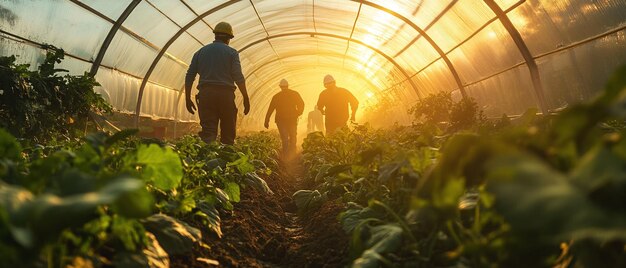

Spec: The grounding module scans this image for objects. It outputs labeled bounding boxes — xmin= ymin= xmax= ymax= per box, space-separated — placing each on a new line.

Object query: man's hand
xmin=243 ymin=98 xmax=250 ymax=115
xmin=264 ymin=121 xmax=269 ymax=129
xmin=186 ymin=98 xmax=197 ymax=114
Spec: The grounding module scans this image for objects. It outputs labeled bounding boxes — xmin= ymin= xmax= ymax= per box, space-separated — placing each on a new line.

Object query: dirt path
xmin=172 ymin=156 xmax=349 ymax=267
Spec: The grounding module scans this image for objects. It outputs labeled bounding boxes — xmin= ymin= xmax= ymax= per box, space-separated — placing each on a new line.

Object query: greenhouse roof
xmin=1 ymin=0 xmax=625 ymax=130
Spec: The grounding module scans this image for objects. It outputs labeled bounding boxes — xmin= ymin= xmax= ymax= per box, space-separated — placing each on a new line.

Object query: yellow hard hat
xmin=213 ymin=22 xmax=234 ymax=38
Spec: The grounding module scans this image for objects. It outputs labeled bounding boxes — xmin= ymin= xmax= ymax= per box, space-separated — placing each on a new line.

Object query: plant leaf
xmin=1 ymin=178 xmax=144 ymax=247
xmin=105 ymin=129 xmax=139 ymax=147
xmin=339 ymin=204 xmax=383 ymax=233
xmin=293 ymin=190 xmax=326 ymax=214
xmin=223 ymin=182 xmax=240 ymax=203
xmin=243 ymin=172 xmax=274 ymax=195
xmin=136 ymin=144 xmax=183 ymax=190
xmin=113 ymin=232 xmax=169 ymax=268
xmin=141 ymin=214 xmax=202 ymax=255
xmin=0 ymin=129 xmax=21 ymax=161
xmin=227 ymin=152 xmax=255 ymax=174
xmin=352 ymin=224 xmax=403 ymax=268
xmin=486 ymin=152 xmax=626 ymax=242
xmin=197 ymin=201 xmax=222 ymax=238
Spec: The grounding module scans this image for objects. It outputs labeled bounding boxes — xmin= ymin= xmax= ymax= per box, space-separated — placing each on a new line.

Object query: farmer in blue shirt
xmin=185 ymin=22 xmax=250 ymax=145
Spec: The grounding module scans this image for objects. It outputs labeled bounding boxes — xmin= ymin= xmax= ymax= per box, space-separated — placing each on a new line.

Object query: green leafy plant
xmin=0 ymin=129 xmax=153 ymax=267
xmin=299 ymin=66 xmax=626 ymax=267
xmin=0 ymin=49 xmax=111 ymax=143
xmin=408 ymin=91 xmax=485 ymax=132
xmin=409 ymin=91 xmax=453 ymax=125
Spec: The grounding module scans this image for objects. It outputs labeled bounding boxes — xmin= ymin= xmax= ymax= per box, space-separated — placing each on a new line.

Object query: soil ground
xmin=171 ymin=155 xmax=349 ymax=267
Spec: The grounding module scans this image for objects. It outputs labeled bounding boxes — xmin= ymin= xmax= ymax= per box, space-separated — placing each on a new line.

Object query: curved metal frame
xmin=89 ymin=0 xmax=141 ymax=77
xmin=483 ymin=0 xmax=548 ymax=114
xmin=237 ymin=32 xmax=420 ymax=94
xmin=137 ymin=30 xmax=421 ymax=125
xmin=69 ymin=0 xmax=189 ymax=68
xmin=13 ymin=0 xmax=617 ymax=126
xmin=129 ymin=0 xmax=554 ymax=125
xmin=357 ymin=0 xmax=467 ymax=98
xmin=134 ymin=0 xmax=463 ymax=124
xmin=392 ymin=0 xmax=458 ymax=57
xmin=378 ymin=0 xmax=525 ymax=93
xmin=248 ymin=0 xmax=282 ymax=63
xmin=343 ymin=2 xmax=363 ymax=68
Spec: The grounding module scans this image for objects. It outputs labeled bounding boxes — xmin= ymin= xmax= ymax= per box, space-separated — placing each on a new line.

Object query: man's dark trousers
xmin=196 ymin=85 xmax=237 ymax=145
xmin=276 ymin=118 xmax=297 ymax=156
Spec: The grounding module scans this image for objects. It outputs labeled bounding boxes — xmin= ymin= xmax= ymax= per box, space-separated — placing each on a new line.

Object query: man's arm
xmin=264 ymin=97 xmax=275 ymax=129
xmin=236 ymin=81 xmax=250 ymax=115
xmin=296 ymin=93 xmax=305 ymax=116
xmin=316 ymin=92 xmax=325 ymax=115
xmin=184 ymin=52 xmax=199 ymax=114
xmin=348 ymin=91 xmax=359 ymax=121
xmin=233 ymin=52 xmax=250 ymax=115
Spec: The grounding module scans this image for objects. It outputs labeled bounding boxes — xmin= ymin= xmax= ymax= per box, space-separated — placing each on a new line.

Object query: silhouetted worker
xmin=316 ymin=75 xmax=359 ymax=134
xmin=185 ymin=22 xmax=250 ymax=145
xmin=307 ymin=106 xmax=324 ymax=133
xmin=264 ymin=79 xmax=305 ymax=156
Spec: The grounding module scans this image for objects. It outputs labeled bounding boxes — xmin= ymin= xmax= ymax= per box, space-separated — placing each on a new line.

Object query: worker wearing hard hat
xmin=264 ymin=79 xmax=305 ymax=157
xmin=316 ymin=75 xmax=359 ymax=134
xmin=184 ymin=22 xmax=250 ymax=145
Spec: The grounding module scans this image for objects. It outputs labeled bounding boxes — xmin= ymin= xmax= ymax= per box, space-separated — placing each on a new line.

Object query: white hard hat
xmin=323 ymin=74 xmax=335 ymax=84
xmin=279 ymin=79 xmax=289 ymax=87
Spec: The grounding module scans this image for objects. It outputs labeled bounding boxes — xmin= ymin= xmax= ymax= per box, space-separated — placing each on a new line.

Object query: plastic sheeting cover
xmin=0 ymin=0 xmax=624 ymax=128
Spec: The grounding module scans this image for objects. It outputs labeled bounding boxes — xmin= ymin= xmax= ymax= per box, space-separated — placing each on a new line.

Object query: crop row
xmin=295 ymin=66 xmax=626 ymax=267
xmin=0 ymin=48 xmax=287 ymax=267
xmin=0 ymin=128 xmax=280 ymax=267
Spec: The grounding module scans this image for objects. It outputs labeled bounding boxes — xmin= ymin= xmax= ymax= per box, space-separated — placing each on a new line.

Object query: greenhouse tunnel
xmin=1 ymin=0 xmax=625 ymax=138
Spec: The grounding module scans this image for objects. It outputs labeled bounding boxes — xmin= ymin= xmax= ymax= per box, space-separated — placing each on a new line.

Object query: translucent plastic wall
xmin=1 ymin=0 xmax=625 ymax=130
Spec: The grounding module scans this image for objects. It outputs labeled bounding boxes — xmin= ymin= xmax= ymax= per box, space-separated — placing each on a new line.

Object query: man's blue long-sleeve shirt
xmin=185 ymin=40 xmax=245 ymax=91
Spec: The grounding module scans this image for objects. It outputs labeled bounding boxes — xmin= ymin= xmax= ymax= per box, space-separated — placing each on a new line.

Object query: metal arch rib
xmin=144 ymin=0 xmax=205 ymax=46
xmin=134 ymin=0 xmax=241 ymax=126
xmin=343 ymin=2 xmax=363 ymax=68
xmin=179 ymin=0 xmax=214 ymax=31
xmin=136 ymin=0 xmax=453 ymax=123
xmin=378 ymin=0 xmax=525 ymax=93
xmin=69 ymin=0 xmax=188 ymax=68
xmin=90 ymin=0 xmax=141 ymax=77
xmin=237 ymin=32 xmax=421 ymax=97
xmin=355 ymin=0 xmax=467 ymax=98
xmin=249 ymin=0 xmax=283 ymax=64
xmin=392 ymin=0 xmax=458 ymax=58
xmin=483 ymin=0 xmax=548 ymax=115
